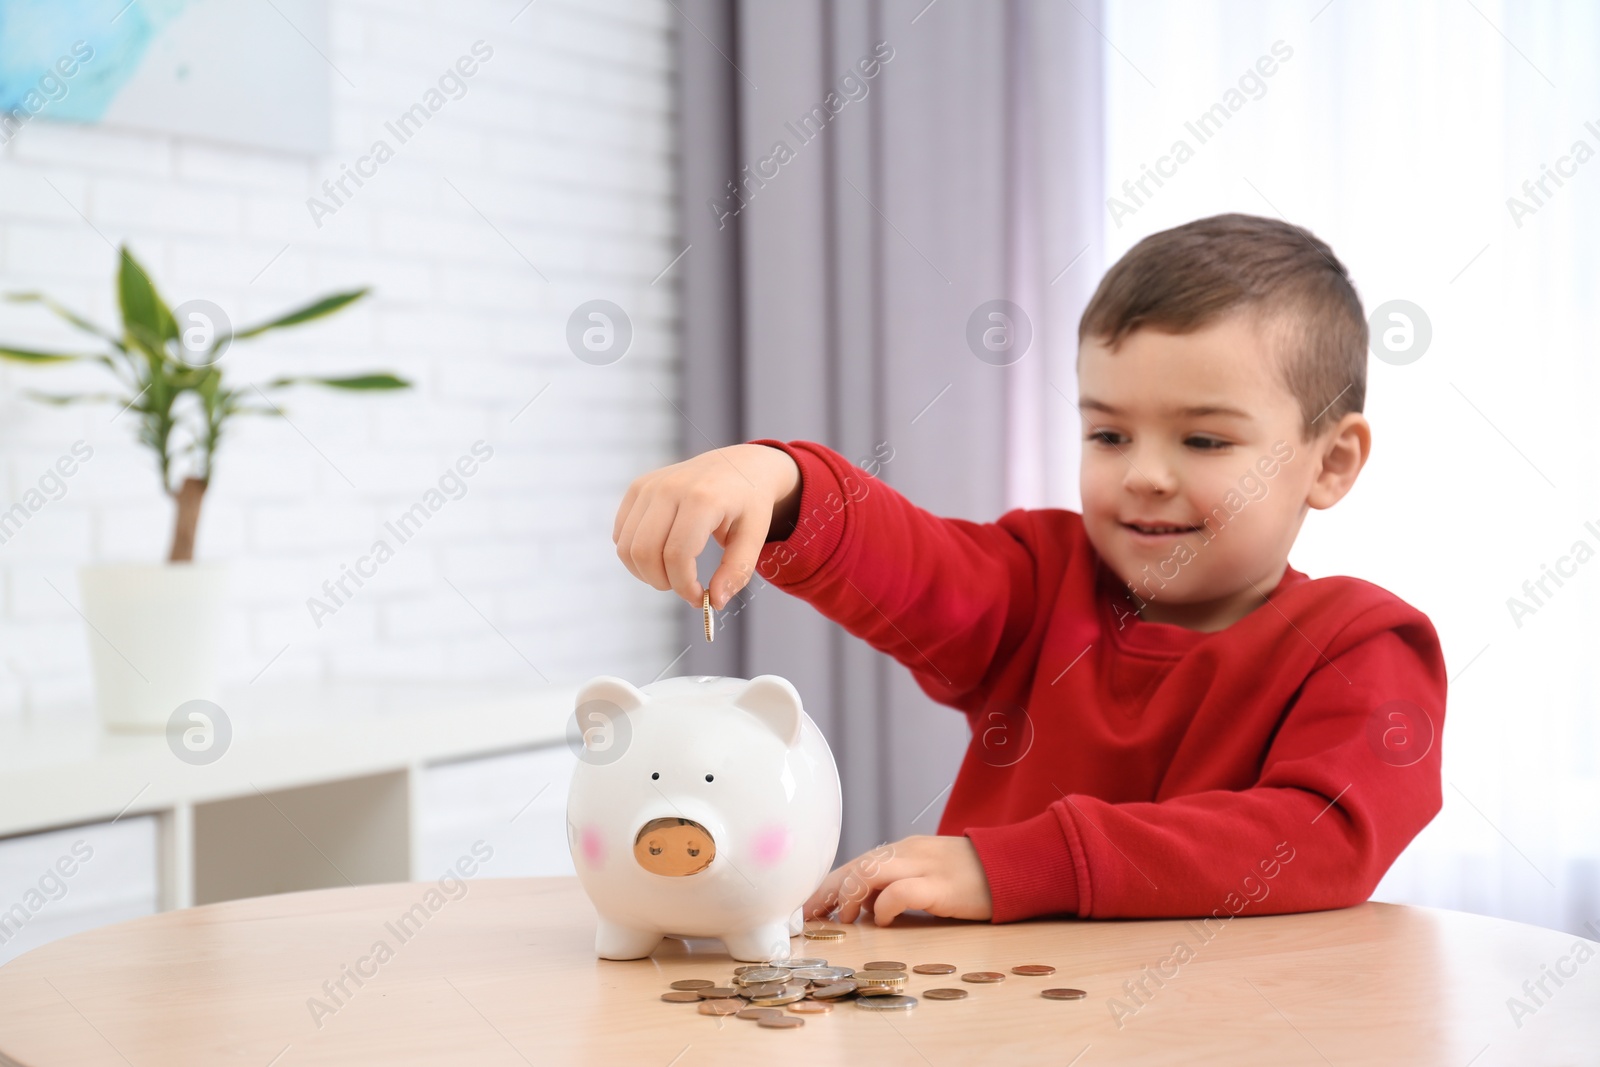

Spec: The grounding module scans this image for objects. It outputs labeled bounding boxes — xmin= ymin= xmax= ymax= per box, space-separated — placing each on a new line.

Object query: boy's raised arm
xmin=748 ymin=438 xmax=1044 ymax=715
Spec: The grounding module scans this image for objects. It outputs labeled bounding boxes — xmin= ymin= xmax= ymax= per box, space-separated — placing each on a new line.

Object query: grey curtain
xmin=673 ymin=0 xmax=1103 ymax=863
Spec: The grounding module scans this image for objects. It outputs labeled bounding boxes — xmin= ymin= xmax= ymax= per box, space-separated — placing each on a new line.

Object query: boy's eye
xmin=1185 ymin=436 xmax=1230 ymax=450
xmin=1087 ymin=430 xmax=1124 ymax=446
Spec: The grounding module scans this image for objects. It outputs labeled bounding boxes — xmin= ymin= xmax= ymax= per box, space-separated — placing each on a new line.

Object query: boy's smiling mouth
xmin=1121 ymin=519 xmax=1203 ymax=540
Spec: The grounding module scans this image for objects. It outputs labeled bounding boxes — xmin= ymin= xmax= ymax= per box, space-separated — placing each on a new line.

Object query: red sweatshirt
xmin=749 ymin=439 xmax=1447 ymax=923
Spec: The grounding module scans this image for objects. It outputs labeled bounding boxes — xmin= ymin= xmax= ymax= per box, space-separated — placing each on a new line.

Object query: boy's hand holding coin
xmin=613 ymin=444 xmax=802 ymax=613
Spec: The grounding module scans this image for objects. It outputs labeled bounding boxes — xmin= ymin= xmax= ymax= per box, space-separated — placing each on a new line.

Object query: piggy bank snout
xmin=634 ymin=816 xmax=716 ymax=876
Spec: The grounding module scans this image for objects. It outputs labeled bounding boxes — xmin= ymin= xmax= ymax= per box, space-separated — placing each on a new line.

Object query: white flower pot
xmin=77 ymin=562 xmax=228 ymax=732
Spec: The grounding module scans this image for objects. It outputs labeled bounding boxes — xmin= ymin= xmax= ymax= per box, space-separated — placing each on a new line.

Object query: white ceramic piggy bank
xmin=565 ymin=673 xmax=842 ymax=962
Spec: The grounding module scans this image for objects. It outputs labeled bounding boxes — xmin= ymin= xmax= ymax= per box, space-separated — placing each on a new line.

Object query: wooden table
xmin=0 ymin=877 xmax=1595 ymax=1066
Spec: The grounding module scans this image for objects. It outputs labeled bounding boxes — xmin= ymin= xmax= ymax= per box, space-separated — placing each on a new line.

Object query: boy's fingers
xmin=708 ymin=508 xmax=770 ymax=610
xmin=613 ymin=494 xmax=651 ymax=582
xmin=870 ymin=876 xmax=935 ymax=926
xmin=626 ymin=499 xmax=681 ymax=592
xmin=612 ymin=480 xmax=642 ymax=545
xmin=804 ymin=862 xmax=852 ymax=918
xmin=662 ymin=505 xmax=717 ymax=605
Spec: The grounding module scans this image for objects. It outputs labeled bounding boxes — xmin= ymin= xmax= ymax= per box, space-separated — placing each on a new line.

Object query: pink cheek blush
xmin=579 ymin=825 xmax=606 ymax=869
xmin=751 ymin=825 xmax=792 ymax=867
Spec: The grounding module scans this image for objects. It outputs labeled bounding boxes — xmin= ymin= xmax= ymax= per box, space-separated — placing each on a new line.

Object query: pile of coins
xmin=658 ymin=948 xmax=1088 ymax=1029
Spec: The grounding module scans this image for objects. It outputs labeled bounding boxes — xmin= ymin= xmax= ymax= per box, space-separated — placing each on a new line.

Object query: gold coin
xmin=856 ymin=985 xmax=906 ymax=996
xmin=961 ymin=971 xmax=1006 ymax=983
xmin=735 ymin=1006 xmax=782 ymax=1020
xmin=757 ymin=1015 xmax=805 ymax=1029
xmin=912 ymin=963 xmax=957 ymax=975
xmin=803 ymin=928 xmax=845 ymax=940
xmin=808 ymin=981 xmax=857 ymax=999
xmin=853 ymin=969 xmax=907 ymax=986
xmin=1042 ymin=988 xmax=1088 ymax=1000
xmin=698 ymin=999 xmax=745 ymax=1015
xmin=660 ymin=991 xmax=703 ymax=1002
xmin=922 ymin=988 xmax=968 ymax=1000
xmin=749 ymin=990 xmax=807 ymax=1006
xmin=696 ymin=986 xmax=740 ymax=999
xmin=669 ymin=979 xmax=716 ymax=991
xmin=1012 ymin=964 xmax=1056 ymax=976
xmin=703 ymin=590 xmax=714 ymax=642
xmin=788 ymin=1000 xmax=832 ymax=1014
xmin=862 ymin=960 xmax=906 ymax=971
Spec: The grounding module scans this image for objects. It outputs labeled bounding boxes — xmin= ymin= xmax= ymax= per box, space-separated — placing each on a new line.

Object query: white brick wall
xmin=0 ymin=0 xmax=686 ymax=720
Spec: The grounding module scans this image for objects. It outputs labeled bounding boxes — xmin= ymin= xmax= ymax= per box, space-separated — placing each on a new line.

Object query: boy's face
xmin=1076 ymin=312 xmax=1344 ymax=631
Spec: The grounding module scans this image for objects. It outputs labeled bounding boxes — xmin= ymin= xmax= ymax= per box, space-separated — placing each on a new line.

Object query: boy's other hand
xmin=613 ymin=444 xmax=801 ymax=611
xmin=803 ymin=835 xmax=994 ymax=926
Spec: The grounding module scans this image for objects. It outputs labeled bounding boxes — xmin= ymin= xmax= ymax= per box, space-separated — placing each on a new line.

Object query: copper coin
xmin=912 ymin=963 xmax=957 ymax=975
xmin=736 ymin=1006 xmax=782 ymax=1020
xmin=862 ymin=960 xmax=906 ymax=971
xmin=758 ymin=1015 xmax=805 ymax=1029
xmin=961 ymin=971 xmax=1006 ymax=983
xmin=698 ymin=999 xmax=744 ymax=1015
xmin=733 ymin=965 xmax=764 ymax=975
xmin=1042 ymin=988 xmax=1088 ymax=1000
xmin=669 ymin=979 xmax=716 ymax=990
xmin=660 ymin=991 xmax=703 ymax=1002
xmin=789 ymin=1000 xmax=832 ymax=1014
xmin=696 ymin=986 xmax=740 ymax=999
xmin=808 ymin=981 xmax=858 ymax=999
xmin=1013 ymin=964 xmax=1056 ymax=976
xmin=922 ymin=988 xmax=969 ymax=1000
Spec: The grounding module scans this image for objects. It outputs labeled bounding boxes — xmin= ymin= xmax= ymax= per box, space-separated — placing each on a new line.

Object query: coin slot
xmin=633 ymin=816 xmax=715 ymax=876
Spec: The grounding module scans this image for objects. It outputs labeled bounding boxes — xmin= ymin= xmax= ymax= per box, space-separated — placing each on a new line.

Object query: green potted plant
xmin=0 ymin=246 xmax=409 ymax=730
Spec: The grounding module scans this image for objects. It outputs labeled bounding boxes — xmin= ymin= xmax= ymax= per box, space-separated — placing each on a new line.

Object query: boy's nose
xmin=1122 ymin=452 xmax=1178 ymax=495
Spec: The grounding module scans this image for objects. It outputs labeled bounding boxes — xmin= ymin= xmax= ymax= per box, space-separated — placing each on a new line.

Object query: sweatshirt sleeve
xmin=965 ymin=620 xmax=1447 ymax=921
xmin=748 ymin=438 xmax=1044 ymax=715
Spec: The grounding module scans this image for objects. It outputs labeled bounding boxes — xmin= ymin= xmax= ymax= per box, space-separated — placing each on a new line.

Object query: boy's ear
xmin=1306 ymin=413 xmax=1371 ymax=510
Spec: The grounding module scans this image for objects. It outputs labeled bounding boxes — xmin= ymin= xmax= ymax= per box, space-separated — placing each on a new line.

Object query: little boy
xmin=613 ymin=212 xmax=1446 ymax=926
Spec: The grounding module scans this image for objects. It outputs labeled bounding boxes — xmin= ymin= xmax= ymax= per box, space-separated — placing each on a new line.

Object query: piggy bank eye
xmin=704 ymin=773 xmax=714 ymax=782
xmin=651 ymin=772 xmax=660 ymax=780
xmin=648 ymin=844 xmax=662 ymax=855
xmin=687 ymin=847 xmax=700 ymax=857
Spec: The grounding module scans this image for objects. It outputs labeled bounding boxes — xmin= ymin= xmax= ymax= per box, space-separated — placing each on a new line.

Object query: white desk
xmin=0 ymin=681 xmax=579 ymax=911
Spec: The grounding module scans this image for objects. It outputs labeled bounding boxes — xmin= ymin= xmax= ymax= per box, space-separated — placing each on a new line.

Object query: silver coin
xmin=854 ymin=994 xmax=918 ymax=1011
xmin=736 ymin=967 xmax=792 ymax=985
xmin=790 ymin=966 xmax=853 ymax=981
xmin=771 ymin=957 xmax=827 ymax=968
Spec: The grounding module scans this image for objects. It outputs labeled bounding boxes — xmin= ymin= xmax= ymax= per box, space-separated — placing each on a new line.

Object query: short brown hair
xmin=1078 ymin=213 xmax=1366 ymax=439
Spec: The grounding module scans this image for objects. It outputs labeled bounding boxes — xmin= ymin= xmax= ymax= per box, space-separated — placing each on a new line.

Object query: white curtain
xmin=1089 ymin=0 xmax=1599 ymax=935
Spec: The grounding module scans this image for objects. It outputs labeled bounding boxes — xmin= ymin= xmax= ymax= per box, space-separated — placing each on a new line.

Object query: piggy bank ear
xmin=732 ymin=675 xmax=803 ymax=746
xmin=575 ymin=676 xmax=646 ymax=716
